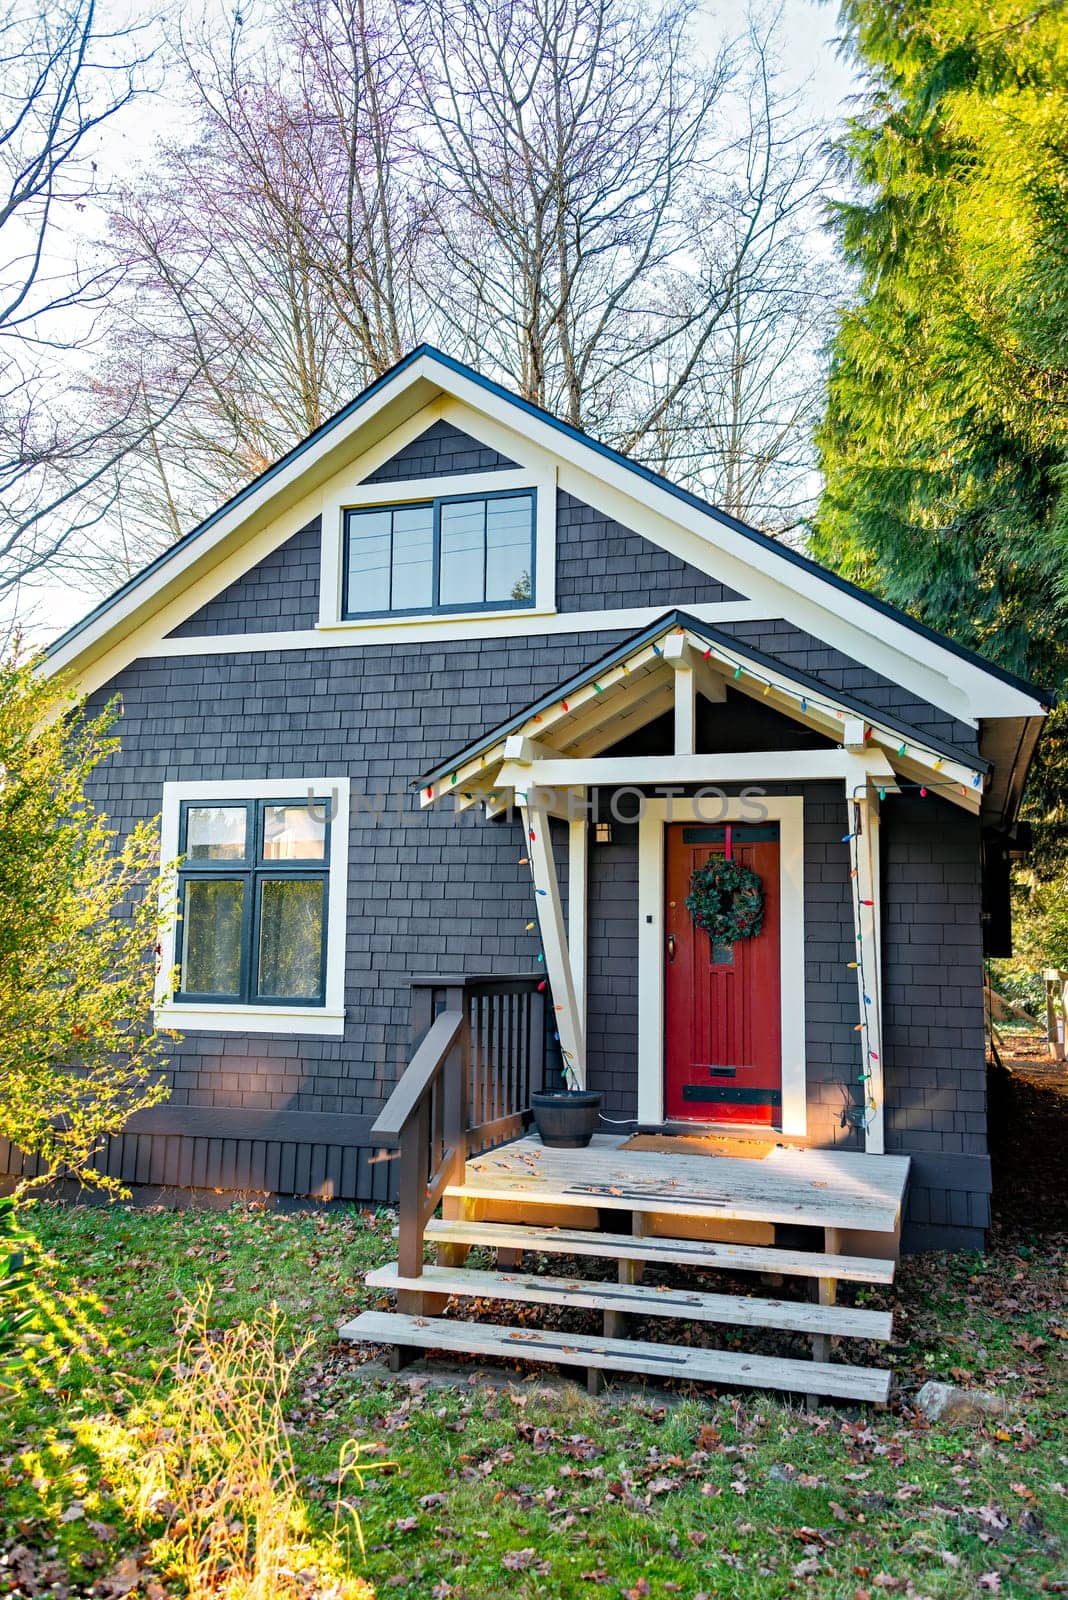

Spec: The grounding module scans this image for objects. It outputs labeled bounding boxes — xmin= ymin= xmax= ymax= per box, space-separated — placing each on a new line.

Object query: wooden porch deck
xmin=458 ymin=1134 xmax=910 ymax=1235
xmin=337 ymin=976 xmax=910 ymax=1403
xmin=343 ymin=1114 xmax=909 ymax=1404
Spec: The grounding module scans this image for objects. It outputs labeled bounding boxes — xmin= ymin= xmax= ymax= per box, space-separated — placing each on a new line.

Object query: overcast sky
xmin=19 ymin=0 xmax=861 ymax=645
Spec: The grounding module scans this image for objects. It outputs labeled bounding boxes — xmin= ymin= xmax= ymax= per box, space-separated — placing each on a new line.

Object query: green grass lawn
xmin=1 ymin=1197 xmax=1064 ymax=1599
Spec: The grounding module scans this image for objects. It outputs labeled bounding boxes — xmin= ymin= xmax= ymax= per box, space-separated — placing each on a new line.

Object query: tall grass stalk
xmin=120 ymin=1288 xmax=377 ymax=1600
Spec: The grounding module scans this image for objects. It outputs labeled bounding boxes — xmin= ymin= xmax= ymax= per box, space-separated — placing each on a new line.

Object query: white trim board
xmin=636 ymin=795 xmax=807 ymax=1134
xmin=43 ymin=349 xmax=1046 ymax=727
xmin=499 ymin=751 xmax=896 ymax=791
xmin=134 ymin=599 xmax=764 ymax=657
xmin=155 ymin=775 xmax=350 ymax=1038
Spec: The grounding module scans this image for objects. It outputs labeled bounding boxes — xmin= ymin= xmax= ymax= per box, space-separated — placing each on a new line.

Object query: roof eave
xmin=979 ymin=714 xmax=1047 ymax=833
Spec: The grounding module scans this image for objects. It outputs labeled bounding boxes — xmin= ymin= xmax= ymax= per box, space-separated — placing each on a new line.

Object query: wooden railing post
xmin=410 ymin=980 xmax=435 ymax=1049
xmin=530 ymin=982 xmax=547 ymax=1096
xmin=397 ymin=1094 xmax=431 ymax=1281
xmin=375 ymin=974 xmax=546 ymax=1319
xmin=440 ymin=984 xmax=469 ymax=1192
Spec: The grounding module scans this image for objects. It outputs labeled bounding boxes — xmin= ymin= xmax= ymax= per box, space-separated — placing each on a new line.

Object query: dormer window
xmin=343 ymin=489 xmax=535 ymax=618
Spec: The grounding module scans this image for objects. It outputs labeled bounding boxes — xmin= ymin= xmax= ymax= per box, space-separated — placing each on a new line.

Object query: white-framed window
xmin=155 ymin=777 xmax=349 ymax=1036
xmin=318 ymin=467 xmax=557 ymax=631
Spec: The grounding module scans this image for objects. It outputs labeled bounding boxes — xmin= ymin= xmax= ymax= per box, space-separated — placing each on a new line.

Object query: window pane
xmin=485 ymin=496 xmax=533 ymax=603
xmin=186 ymin=806 xmax=246 ymax=862
xmin=390 ymin=505 xmax=434 ymax=610
xmin=346 ymin=510 xmax=391 ymax=613
xmin=181 ymin=879 xmax=244 ymax=994
xmin=263 ymin=803 xmax=327 ymax=861
xmin=439 ymin=500 xmax=486 ymax=606
xmin=257 ymin=878 xmax=324 ymax=999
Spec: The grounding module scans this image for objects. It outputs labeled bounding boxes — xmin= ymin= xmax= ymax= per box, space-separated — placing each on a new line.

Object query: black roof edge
xmin=45 ymin=344 xmax=1053 ymax=711
xmin=414 ymin=608 xmax=992 ymax=789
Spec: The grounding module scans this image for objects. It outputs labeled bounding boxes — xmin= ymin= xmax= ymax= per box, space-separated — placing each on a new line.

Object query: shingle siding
xmin=158 ymin=427 xmax=979 ymax=767
xmin=720 ymin=618 xmax=979 ymax=755
xmin=881 ymin=794 xmax=987 ymax=1178
xmin=12 ymin=420 xmax=994 ymax=1247
xmin=81 ymin=630 xmax=629 ymax=1129
xmin=555 ymin=489 xmax=744 ymax=609
xmin=363 ymin=419 xmax=516 ymax=481
xmin=167 ymin=517 xmax=322 ymax=638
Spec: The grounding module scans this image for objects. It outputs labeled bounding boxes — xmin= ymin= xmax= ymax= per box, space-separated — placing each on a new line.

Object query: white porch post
xmin=664 ymin=632 xmax=726 ymax=757
xmin=849 ymin=784 xmax=885 ymax=1154
xmin=521 ymin=797 xmax=587 ymax=1088
xmin=567 ymin=815 xmax=588 ymax=1022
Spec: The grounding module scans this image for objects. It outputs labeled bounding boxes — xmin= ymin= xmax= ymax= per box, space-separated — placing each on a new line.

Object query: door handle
xmin=667 ymin=933 xmax=677 ymax=962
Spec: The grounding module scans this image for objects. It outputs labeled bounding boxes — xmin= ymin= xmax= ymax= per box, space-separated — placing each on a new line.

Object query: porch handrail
xmin=377 ymin=973 xmax=547 ymax=1288
xmin=370 ymin=1008 xmax=465 ymax=1144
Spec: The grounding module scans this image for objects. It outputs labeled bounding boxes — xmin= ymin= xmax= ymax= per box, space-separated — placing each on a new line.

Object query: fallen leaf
xmin=502 ymin=1548 xmax=538 ymax=1571
xmin=99 ymin=1557 xmax=149 ymax=1598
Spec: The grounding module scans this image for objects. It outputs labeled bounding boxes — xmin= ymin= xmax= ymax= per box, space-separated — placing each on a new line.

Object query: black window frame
xmin=175 ymin=798 xmax=331 ymax=1007
xmin=341 ymin=487 xmax=537 ymax=619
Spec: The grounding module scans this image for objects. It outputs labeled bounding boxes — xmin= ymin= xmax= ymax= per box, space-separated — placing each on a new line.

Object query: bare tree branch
xmin=0 ymin=0 xmax=159 ymax=596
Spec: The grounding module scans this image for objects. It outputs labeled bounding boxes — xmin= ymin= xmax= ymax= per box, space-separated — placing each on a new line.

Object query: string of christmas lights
xmin=426 ymin=625 xmax=985 ymax=804
xmin=844 ymin=786 xmax=880 ymax=1133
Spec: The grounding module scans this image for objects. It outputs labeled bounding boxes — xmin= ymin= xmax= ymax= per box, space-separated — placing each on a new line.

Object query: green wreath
xmin=685 ymin=856 xmax=765 ymax=946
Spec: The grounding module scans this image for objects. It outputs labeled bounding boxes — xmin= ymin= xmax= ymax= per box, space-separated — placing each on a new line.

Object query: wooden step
xmin=339 ymin=1311 xmax=892 ymax=1403
xmin=423 ymin=1218 xmax=896 ymax=1285
xmin=367 ymin=1262 xmax=893 ymax=1341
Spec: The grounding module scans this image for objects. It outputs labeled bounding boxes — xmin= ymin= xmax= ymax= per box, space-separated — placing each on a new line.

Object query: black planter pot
xmin=531 ymin=1089 xmax=602 ymax=1149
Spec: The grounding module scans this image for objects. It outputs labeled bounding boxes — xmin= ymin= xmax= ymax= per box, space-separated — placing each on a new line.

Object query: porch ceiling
xmin=415 ymin=609 xmax=989 ymax=813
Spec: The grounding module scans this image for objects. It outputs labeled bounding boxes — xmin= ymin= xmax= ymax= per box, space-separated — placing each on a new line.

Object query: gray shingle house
xmin=25 ymin=349 xmax=1047 ymax=1302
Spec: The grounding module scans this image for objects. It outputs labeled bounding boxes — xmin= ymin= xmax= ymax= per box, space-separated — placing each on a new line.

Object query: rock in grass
xmin=915 ymin=1381 xmax=1006 ymax=1425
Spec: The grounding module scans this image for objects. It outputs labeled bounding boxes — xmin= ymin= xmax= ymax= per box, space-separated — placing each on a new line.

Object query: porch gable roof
xmin=415 ymin=610 xmax=990 ymax=812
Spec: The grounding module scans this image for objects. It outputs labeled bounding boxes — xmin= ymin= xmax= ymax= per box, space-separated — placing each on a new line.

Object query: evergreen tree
xmin=814 ymin=0 xmax=1068 ymax=840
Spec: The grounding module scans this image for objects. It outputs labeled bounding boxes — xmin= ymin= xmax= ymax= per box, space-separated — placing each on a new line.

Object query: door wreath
xmin=685 ymin=856 xmax=765 ymax=947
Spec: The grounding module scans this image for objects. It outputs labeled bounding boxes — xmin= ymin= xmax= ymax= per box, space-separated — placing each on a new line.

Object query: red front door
xmin=664 ymin=823 xmax=782 ymax=1124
